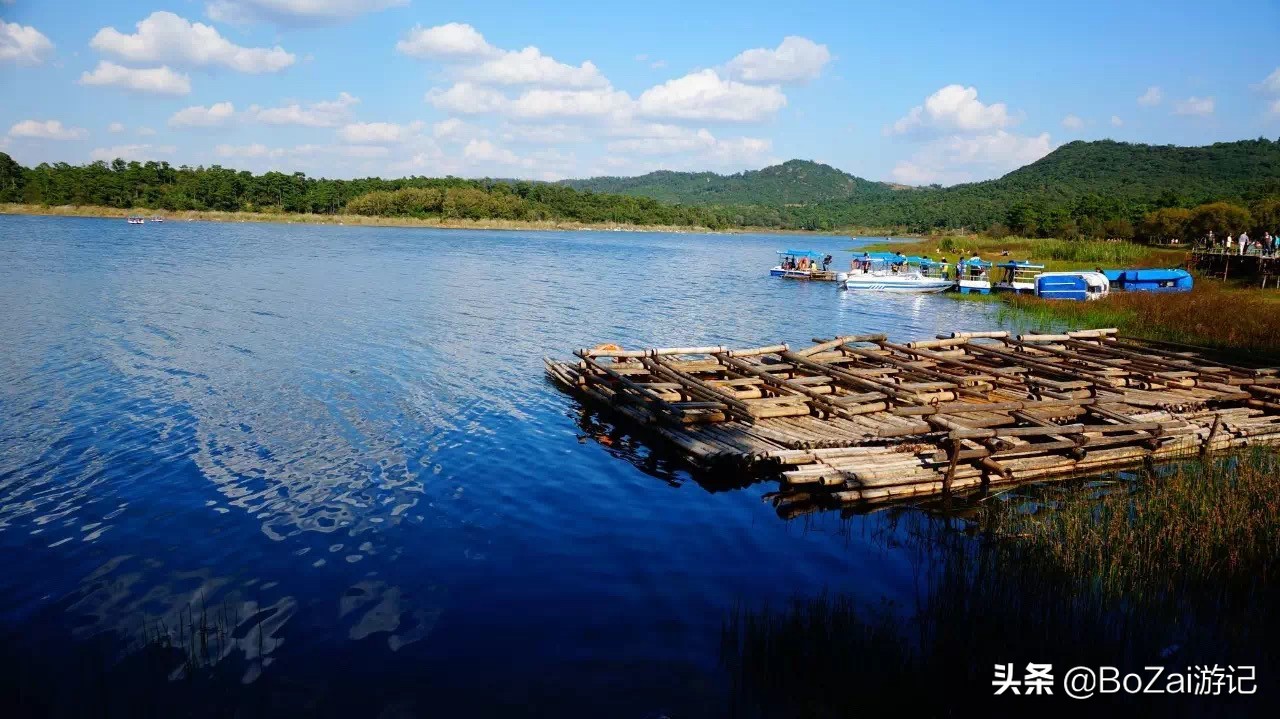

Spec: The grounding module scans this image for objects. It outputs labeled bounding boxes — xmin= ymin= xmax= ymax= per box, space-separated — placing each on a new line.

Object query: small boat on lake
xmin=1035 ymin=271 xmax=1110 ymax=301
xmin=956 ymin=258 xmax=993 ymax=294
xmin=150 ymin=216 xmax=164 ymax=223
xmin=771 ymin=249 xmax=838 ymax=281
xmin=126 ymin=217 xmax=145 ymax=225
xmin=994 ymin=260 xmax=1044 ymax=293
xmin=1102 ymin=268 xmax=1192 ymax=293
xmin=838 ymin=253 xmax=955 ymax=293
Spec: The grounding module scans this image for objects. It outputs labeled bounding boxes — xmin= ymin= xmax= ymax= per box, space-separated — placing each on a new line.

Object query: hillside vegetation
xmin=2 ymin=138 xmax=1277 ymax=237
xmin=561 ymin=158 xmax=895 ymax=206
xmin=568 ymin=139 xmax=1280 ymax=234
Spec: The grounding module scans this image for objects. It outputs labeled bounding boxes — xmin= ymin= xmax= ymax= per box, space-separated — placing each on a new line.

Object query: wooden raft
xmin=545 ymin=329 xmax=1280 ymax=511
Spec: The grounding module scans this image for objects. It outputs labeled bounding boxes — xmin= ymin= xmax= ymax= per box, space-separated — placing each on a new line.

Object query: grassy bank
xmin=860 ymin=233 xmax=1186 ymax=270
xmin=0 ymin=203 xmax=873 ymax=236
xmin=723 ymin=449 xmax=1280 ymax=715
xmin=999 ymin=282 xmax=1280 ymax=356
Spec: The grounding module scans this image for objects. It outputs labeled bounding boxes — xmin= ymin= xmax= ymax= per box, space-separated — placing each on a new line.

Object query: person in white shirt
xmin=1239 ymin=232 xmax=1249 ymax=255
xmin=1224 ymin=234 xmax=1233 ymax=252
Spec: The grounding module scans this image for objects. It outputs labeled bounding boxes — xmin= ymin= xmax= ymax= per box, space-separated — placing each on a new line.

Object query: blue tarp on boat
xmin=778 ymin=249 xmax=827 ymax=259
xmin=1037 ymin=274 xmax=1092 ymax=301
xmin=1102 ymin=268 xmax=1193 ymax=293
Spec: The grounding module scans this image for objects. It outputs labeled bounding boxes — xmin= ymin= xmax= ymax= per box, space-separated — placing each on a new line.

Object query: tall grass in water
xmin=723 ymin=450 xmax=1280 ymax=716
xmin=1003 ymin=280 xmax=1280 ymax=356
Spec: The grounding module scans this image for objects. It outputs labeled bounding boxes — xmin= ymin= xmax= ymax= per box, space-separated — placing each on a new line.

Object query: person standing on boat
xmin=822 ymin=254 xmax=832 ymax=271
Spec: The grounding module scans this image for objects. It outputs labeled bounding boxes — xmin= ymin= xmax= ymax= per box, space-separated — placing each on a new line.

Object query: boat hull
xmin=840 ymin=275 xmax=954 ymax=293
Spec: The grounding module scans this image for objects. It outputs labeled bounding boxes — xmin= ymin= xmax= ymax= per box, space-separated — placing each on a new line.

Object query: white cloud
xmin=1061 ymin=114 xmax=1084 ymax=130
xmin=607 ymin=125 xmax=772 ymax=163
xmin=637 ymin=69 xmax=786 ymax=122
xmin=90 ymin=144 xmax=176 ymax=162
xmin=338 ymin=121 xmax=424 ymax=144
xmin=207 ymin=0 xmax=407 ymax=25
xmin=247 ymin=92 xmax=359 ymax=127
xmin=396 ymin=22 xmax=498 ymax=60
xmin=891 ymin=130 xmax=1053 ymax=186
xmin=432 ymin=118 xmax=487 ymax=143
xmin=79 ymin=61 xmax=192 ymax=95
xmin=1173 ymin=96 xmax=1214 ymax=116
xmin=108 ymin=122 xmax=126 ymax=133
xmin=463 ymin=139 xmax=524 ymax=166
xmin=425 ymin=82 xmax=510 ymax=114
xmin=500 ymin=123 xmax=586 ymax=144
xmin=724 ymin=36 xmax=831 ymax=84
xmin=216 ymin=142 xmax=390 ymax=160
xmin=216 ymin=143 xmax=282 ymax=159
xmin=91 ymin=11 xmax=294 ymax=73
xmin=460 ymin=46 xmax=608 ymax=89
xmin=1268 ymin=98 xmax=1280 ymax=118
xmin=8 ymin=119 xmax=88 ymax=141
xmin=1137 ymin=86 xmax=1162 ymax=106
xmin=169 ymin=102 xmax=237 ymax=128
xmin=510 ymin=88 xmax=634 ymax=119
xmin=1262 ymin=68 xmax=1280 ymax=94
xmin=1110 ymin=115 xmax=1124 ymax=127
xmin=1 ymin=19 xmax=54 ymax=64
xmin=888 ymin=84 xmax=1013 ymax=135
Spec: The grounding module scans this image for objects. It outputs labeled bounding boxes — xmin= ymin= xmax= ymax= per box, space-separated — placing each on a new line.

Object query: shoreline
xmin=0 ymin=203 xmax=884 ymax=238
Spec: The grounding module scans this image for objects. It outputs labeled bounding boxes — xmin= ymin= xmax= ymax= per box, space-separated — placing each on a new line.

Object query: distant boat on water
xmin=126 ymin=217 xmax=145 ymax=225
xmin=150 ymin=216 xmax=164 ymax=223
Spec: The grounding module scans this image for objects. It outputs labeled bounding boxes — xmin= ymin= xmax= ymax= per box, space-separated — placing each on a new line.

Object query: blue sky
xmin=2 ymin=0 xmax=1278 ymax=184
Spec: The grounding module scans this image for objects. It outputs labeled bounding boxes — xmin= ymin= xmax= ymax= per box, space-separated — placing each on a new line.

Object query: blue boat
xmin=771 ymin=249 xmax=837 ymax=280
xmin=956 ymin=258 xmax=993 ymax=295
xmin=1102 ymin=268 xmax=1193 ymax=293
xmin=1035 ymin=271 xmax=1110 ymax=301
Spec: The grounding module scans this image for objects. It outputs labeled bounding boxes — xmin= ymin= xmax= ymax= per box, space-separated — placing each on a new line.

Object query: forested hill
xmin=978 ymin=139 xmax=1280 ymax=203
xmin=561 ymin=159 xmax=896 ymax=206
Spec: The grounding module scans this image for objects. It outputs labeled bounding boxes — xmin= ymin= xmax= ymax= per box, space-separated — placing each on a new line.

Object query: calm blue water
xmin=0 ymin=215 xmax=1018 ymax=716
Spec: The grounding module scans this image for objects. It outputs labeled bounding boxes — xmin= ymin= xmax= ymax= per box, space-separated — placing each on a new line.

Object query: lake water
xmin=0 ymin=215 xmax=1023 ymax=716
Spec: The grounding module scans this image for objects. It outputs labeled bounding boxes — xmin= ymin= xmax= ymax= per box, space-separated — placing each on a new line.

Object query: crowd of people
xmin=1204 ymin=230 xmax=1279 ymax=257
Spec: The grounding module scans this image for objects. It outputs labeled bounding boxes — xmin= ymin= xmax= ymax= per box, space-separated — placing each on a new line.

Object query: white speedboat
xmin=126 ymin=217 xmax=145 ymax=225
xmin=838 ymin=255 xmax=955 ymax=293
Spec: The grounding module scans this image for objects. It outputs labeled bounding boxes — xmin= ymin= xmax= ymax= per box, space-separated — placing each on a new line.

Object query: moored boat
xmin=956 ymin=258 xmax=993 ymax=294
xmin=126 ymin=216 xmax=145 ymax=225
xmin=994 ymin=260 xmax=1044 ymax=293
xmin=1035 ymin=271 xmax=1110 ymax=301
xmin=771 ymin=249 xmax=838 ymax=281
xmin=838 ymin=254 xmax=955 ymax=293
xmin=1102 ymin=268 xmax=1192 ymax=293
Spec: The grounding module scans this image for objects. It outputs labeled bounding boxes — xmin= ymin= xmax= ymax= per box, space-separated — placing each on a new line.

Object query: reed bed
xmin=722 ymin=449 xmax=1280 ymax=716
xmin=861 ymin=234 xmax=1180 ymax=271
xmin=1002 ymin=281 xmax=1280 ymax=356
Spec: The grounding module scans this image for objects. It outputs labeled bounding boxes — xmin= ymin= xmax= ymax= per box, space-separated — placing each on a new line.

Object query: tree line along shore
xmin=2 ymin=139 xmax=1278 ymax=240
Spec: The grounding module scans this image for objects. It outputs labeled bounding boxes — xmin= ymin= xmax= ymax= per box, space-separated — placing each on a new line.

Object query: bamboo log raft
xmin=546 ymin=329 xmax=1280 ymax=512
xmin=542 ymin=330 xmax=1280 ymax=509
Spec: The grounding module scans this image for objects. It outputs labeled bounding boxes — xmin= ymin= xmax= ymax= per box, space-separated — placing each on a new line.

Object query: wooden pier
xmin=545 ymin=329 xmax=1280 ymax=513
xmin=1191 ymin=249 xmax=1280 ymax=286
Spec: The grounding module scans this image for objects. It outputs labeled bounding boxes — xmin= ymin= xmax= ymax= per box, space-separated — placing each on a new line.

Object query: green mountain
xmin=561 ymin=159 xmax=895 ymax=206
xmin=560 ymin=139 xmax=1279 ymax=233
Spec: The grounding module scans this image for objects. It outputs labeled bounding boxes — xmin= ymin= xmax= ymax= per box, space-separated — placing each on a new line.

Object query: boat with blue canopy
xmin=837 ymin=252 xmax=955 ymax=293
xmin=1035 ymin=271 xmax=1110 ymax=301
xmin=1102 ymin=268 xmax=1193 ymax=293
xmin=994 ymin=260 xmax=1044 ymax=293
xmin=957 ymin=257 xmax=993 ymax=294
xmin=771 ymin=249 xmax=837 ymax=281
